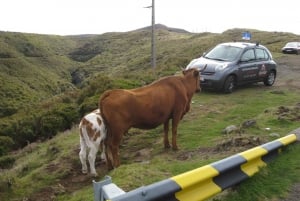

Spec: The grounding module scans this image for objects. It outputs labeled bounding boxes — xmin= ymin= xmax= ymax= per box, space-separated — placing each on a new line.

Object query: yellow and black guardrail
xmin=93 ymin=129 xmax=300 ymax=201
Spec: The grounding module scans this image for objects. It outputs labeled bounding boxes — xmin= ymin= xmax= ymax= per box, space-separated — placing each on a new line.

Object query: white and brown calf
xmin=79 ymin=109 xmax=106 ymax=176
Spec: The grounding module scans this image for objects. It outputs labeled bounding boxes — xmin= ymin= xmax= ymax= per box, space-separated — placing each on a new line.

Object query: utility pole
xmin=151 ymin=0 xmax=156 ymax=69
xmin=145 ymin=0 xmax=156 ymax=69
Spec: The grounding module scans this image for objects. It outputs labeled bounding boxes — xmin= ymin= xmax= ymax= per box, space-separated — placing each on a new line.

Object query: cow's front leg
xmin=163 ymin=121 xmax=171 ymax=148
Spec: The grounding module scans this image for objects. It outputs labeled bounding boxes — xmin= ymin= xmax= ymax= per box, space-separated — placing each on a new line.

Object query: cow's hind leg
xmin=104 ymin=134 xmax=114 ymax=170
xmin=105 ymin=143 xmax=120 ymax=170
xmin=105 ymin=134 xmax=121 ymax=170
xmin=171 ymin=114 xmax=182 ymax=150
xmin=109 ymin=129 xmax=123 ymax=169
xmin=163 ymin=121 xmax=171 ymax=148
xmin=111 ymin=144 xmax=120 ymax=168
xmin=79 ymin=136 xmax=88 ymax=174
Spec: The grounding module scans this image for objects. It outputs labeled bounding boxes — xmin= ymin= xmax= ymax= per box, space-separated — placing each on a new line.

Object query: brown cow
xmin=99 ymin=68 xmax=201 ymax=170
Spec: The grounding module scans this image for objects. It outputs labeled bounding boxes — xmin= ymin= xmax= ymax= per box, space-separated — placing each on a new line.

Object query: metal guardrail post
xmin=93 ymin=176 xmax=125 ymax=201
xmin=93 ymin=176 xmax=112 ymax=201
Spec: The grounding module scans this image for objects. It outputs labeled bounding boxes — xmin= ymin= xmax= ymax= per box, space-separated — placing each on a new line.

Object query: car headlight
xmin=215 ymin=63 xmax=228 ymax=71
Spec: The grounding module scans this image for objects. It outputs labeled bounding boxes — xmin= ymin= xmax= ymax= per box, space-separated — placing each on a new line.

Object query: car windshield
xmin=204 ymin=45 xmax=242 ymax=62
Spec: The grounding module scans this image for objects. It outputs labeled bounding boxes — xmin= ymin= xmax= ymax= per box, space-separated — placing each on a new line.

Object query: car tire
xmin=223 ymin=75 xmax=236 ymax=93
xmin=264 ymin=70 xmax=276 ymax=86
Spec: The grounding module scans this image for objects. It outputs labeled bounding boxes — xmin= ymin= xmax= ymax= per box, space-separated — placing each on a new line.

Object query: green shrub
xmin=78 ymin=95 xmax=99 ymax=117
xmin=0 ymin=102 xmax=80 ymax=148
xmin=38 ymin=103 xmax=80 ymax=140
xmin=0 ymin=155 xmax=15 ymax=169
xmin=77 ymin=73 xmax=114 ymax=104
xmin=0 ymin=136 xmax=14 ymax=156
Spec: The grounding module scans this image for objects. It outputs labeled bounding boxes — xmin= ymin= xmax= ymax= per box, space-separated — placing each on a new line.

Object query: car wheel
xmin=223 ymin=75 xmax=236 ymax=93
xmin=264 ymin=70 xmax=276 ymax=86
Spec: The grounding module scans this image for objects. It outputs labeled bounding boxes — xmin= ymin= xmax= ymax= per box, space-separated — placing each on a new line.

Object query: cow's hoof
xmin=164 ymin=144 xmax=171 ymax=149
xmin=82 ymin=169 xmax=88 ymax=174
xmin=172 ymin=146 xmax=179 ymax=151
xmin=91 ymin=172 xmax=98 ymax=177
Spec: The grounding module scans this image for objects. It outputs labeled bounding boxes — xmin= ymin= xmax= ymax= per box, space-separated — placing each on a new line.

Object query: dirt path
xmin=274 ymin=55 xmax=300 ymax=90
xmin=275 ymin=55 xmax=300 ymax=201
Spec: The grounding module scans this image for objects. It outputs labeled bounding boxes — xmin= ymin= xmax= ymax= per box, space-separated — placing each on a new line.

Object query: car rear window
xmin=286 ymin=42 xmax=297 ymax=47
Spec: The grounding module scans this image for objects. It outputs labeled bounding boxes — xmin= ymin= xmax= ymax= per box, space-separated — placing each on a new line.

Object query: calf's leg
xmin=79 ymin=136 xmax=88 ymax=174
xmin=100 ymin=143 xmax=106 ymax=162
xmin=88 ymin=144 xmax=98 ymax=176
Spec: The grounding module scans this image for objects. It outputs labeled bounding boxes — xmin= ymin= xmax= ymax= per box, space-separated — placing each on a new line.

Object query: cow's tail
xmin=99 ymin=91 xmax=110 ymax=132
xmin=99 ymin=91 xmax=114 ymax=166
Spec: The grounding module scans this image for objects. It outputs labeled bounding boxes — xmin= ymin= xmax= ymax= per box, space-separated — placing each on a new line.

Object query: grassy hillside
xmin=0 ymin=28 xmax=299 ymax=115
xmin=0 ymin=32 xmax=78 ymax=117
xmin=1 ymin=27 xmax=299 ymax=116
xmin=0 ymin=26 xmax=300 ymax=200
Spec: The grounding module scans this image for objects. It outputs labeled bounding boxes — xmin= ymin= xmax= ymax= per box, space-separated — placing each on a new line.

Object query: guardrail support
xmin=290 ymin=127 xmax=300 ymax=141
xmin=93 ymin=176 xmax=125 ymax=201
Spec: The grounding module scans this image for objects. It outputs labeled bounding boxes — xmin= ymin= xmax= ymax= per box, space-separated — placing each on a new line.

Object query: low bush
xmin=0 ymin=136 xmax=14 ymax=156
xmin=0 ymin=155 xmax=15 ymax=169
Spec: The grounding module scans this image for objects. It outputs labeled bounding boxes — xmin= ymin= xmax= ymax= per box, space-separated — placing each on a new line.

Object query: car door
xmin=238 ymin=48 xmax=260 ymax=83
xmin=255 ymin=48 xmax=269 ymax=80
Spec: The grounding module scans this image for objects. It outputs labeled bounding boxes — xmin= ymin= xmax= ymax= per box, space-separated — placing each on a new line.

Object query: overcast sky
xmin=1 ymin=0 xmax=300 ymax=36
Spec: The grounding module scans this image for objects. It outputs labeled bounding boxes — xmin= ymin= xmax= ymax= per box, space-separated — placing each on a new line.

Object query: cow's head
xmin=182 ymin=68 xmax=201 ymax=92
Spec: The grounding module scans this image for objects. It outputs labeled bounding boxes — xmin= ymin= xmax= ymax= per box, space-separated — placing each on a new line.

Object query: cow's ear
xmin=193 ymin=69 xmax=200 ymax=77
xmin=182 ymin=68 xmax=186 ymax=75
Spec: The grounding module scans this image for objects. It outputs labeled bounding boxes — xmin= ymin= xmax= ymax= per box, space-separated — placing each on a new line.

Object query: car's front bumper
xmin=200 ymin=75 xmax=225 ymax=91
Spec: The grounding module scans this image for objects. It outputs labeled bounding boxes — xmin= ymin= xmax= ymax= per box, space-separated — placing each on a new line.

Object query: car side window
xmin=240 ymin=49 xmax=255 ymax=62
xmin=256 ymin=48 xmax=269 ymax=60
